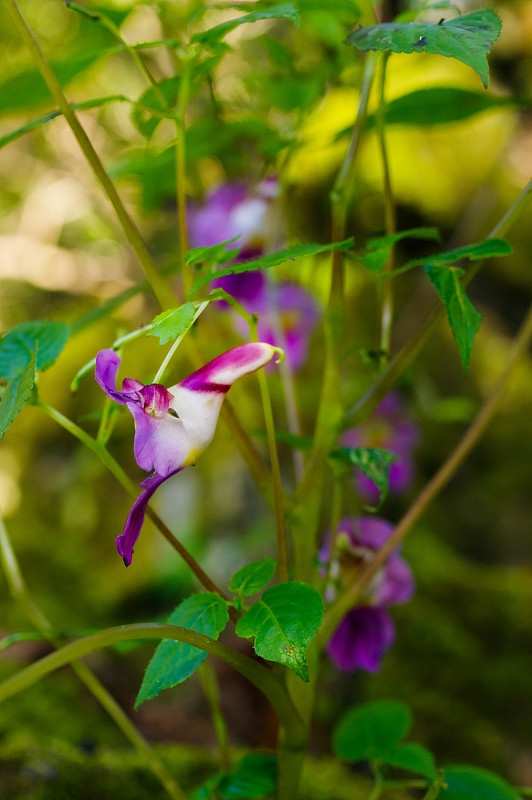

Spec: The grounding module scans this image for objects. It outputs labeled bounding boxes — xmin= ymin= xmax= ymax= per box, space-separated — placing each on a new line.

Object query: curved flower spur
xmin=95 ymin=343 xmax=279 ymax=566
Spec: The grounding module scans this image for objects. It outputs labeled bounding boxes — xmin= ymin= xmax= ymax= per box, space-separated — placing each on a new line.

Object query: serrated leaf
xmin=192 ymin=3 xmax=300 ymax=48
xmin=184 ymin=238 xmax=242 ymax=269
xmin=425 ymin=265 xmax=481 ymax=371
xmin=368 ymin=88 xmax=520 ymax=130
xmin=346 ymin=9 xmax=502 ymax=88
xmin=0 ymin=348 xmax=37 ymax=440
xmin=219 ymin=754 xmax=277 ymax=799
xmin=229 ymin=558 xmax=277 ymax=597
xmin=333 ymin=700 xmax=412 ymax=762
xmin=357 ymin=228 xmax=441 ymax=275
xmin=235 ymin=582 xmax=323 ymax=681
xmin=330 ymin=447 xmax=398 ymax=509
xmin=442 ymin=766 xmax=520 ymax=800
xmin=0 ymin=321 xmax=69 ymax=380
xmin=189 ymin=239 xmax=354 ymax=294
xmin=384 ymin=743 xmax=438 ymax=779
xmin=147 ymin=303 xmax=196 ymax=345
xmin=135 ymin=593 xmax=229 ymax=707
xmin=405 ymin=238 xmax=512 ymax=269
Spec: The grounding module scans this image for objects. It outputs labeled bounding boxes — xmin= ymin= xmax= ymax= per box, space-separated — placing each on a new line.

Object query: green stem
xmin=347 ymin=177 xmax=532 ymax=425
xmin=0 ymin=623 xmax=307 ymax=751
xmin=35 ymin=400 xmax=233 ymax=611
xmin=375 ymin=52 xmax=396 ymax=362
xmin=153 ymin=301 xmax=209 ymax=384
xmin=319 ymin=295 xmax=532 ymax=645
xmin=198 ymin=662 xmax=231 ymax=771
xmin=175 ymin=57 xmax=191 ymax=296
xmin=0 ymin=516 xmax=186 ymax=800
xmin=3 ymin=0 xmax=176 ymax=311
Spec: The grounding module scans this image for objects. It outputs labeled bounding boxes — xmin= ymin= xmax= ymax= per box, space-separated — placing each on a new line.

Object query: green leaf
xmin=0 ymin=321 xmax=69 ymax=380
xmin=229 ymin=558 xmax=277 ymax=597
xmin=333 ymin=700 xmax=412 ymax=762
xmin=189 ymin=239 xmax=354 ymax=294
xmin=0 ymin=95 xmax=127 ymax=151
xmin=192 ymin=3 xmax=300 ymax=48
xmin=405 ymin=238 xmax=512 ymax=268
xmin=147 ymin=303 xmax=196 ymax=345
xmin=135 ymin=593 xmax=229 ymax=708
xmin=357 ymin=228 xmax=441 ymax=275
xmin=235 ymin=582 xmax=323 ymax=681
xmin=425 ymin=266 xmax=481 ymax=371
xmin=368 ymin=87 xmax=522 ymax=129
xmin=442 ymin=766 xmax=520 ymax=800
xmin=219 ymin=754 xmax=277 ymax=799
xmin=330 ymin=447 xmax=398 ymax=508
xmin=346 ymin=9 xmax=502 ymax=87
xmin=0 ymin=348 xmax=37 ymax=440
xmin=184 ymin=238 xmax=242 ymax=269
xmin=384 ymin=743 xmax=438 ymax=779
xmin=131 ymin=76 xmax=180 ymax=139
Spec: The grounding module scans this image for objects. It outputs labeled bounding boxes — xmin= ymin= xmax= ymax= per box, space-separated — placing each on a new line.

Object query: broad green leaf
xmin=147 ymin=303 xmax=196 ymax=345
xmin=135 ymin=593 xmax=229 ymax=707
xmin=0 ymin=321 xmax=69 ymax=380
xmin=330 ymin=447 xmax=398 ymax=508
xmin=0 ymin=95 xmax=127 ymax=151
xmin=219 ymin=754 xmax=277 ymax=799
xmin=368 ymin=88 xmax=521 ymax=129
xmin=235 ymin=582 xmax=323 ymax=681
xmin=425 ymin=266 xmax=481 ymax=371
xmin=192 ymin=3 xmax=300 ymax=48
xmin=229 ymin=558 xmax=277 ymax=597
xmin=0 ymin=348 xmax=37 ymax=440
xmin=333 ymin=700 xmax=412 ymax=762
xmin=346 ymin=9 xmax=502 ymax=87
xmin=384 ymin=743 xmax=438 ymax=779
xmin=442 ymin=766 xmax=520 ymax=800
xmin=189 ymin=239 xmax=354 ymax=294
xmin=405 ymin=238 xmax=512 ymax=268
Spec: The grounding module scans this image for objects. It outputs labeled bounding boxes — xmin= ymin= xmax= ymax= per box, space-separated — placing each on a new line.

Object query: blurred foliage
xmin=0 ymin=0 xmax=532 ymax=792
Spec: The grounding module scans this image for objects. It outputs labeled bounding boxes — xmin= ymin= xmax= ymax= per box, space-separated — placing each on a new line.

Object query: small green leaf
xmin=442 ymin=766 xmax=520 ymax=800
xmin=147 ymin=303 xmax=196 ymax=345
xmin=425 ymin=265 xmax=481 ymax=371
xmin=384 ymin=743 xmax=438 ymax=779
xmin=0 ymin=321 xmax=69 ymax=380
xmin=357 ymin=228 xmax=441 ymax=275
xmin=346 ymin=9 xmax=502 ymax=88
xmin=333 ymin=700 xmax=412 ymax=762
xmin=229 ymin=558 xmax=277 ymax=597
xmin=0 ymin=348 xmax=37 ymax=440
xmin=131 ymin=76 xmax=180 ymax=139
xmin=189 ymin=239 xmax=354 ymax=294
xmin=330 ymin=447 xmax=398 ymax=508
xmin=219 ymin=754 xmax=277 ymax=799
xmin=135 ymin=593 xmax=229 ymax=707
xmin=405 ymin=238 xmax=512 ymax=269
xmin=235 ymin=582 xmax=323 ymax=681
xmin=192 ymin=3 xmax=300 ymax=48
xmin=184 ymin=238 xmax=242 ymax=269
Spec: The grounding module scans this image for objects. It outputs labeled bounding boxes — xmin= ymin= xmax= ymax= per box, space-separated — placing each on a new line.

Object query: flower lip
xmin=138 ymin=384 xmax=173 ymax=416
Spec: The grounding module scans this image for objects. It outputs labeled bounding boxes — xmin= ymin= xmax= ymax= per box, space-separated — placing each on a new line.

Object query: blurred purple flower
xmin=323 ymin=516 xmax=414 ymax=672
xmin=95 ymin=343 xmax=277 ymax=566
xmin=188 ymin=180 xmax=321 ymax=369
xmin=343 ymin=392 xmax=419 ymax=505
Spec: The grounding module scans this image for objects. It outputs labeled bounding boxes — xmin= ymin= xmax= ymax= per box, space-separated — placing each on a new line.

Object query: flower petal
xmin=116 ymin=470 xmax=181 ymax=566
xmin=127 ymin=401 xmax=192 ymax=476
xmin=327 ymin=606 xmax=395 ymax=673
xmin=95 ymin=349 xmax=139 ymax=405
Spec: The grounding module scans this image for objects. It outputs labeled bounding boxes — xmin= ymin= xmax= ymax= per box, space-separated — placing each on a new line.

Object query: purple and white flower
xmin=323 ymin=517 xmax=414 ymax=673
xmin=96 ymin=343 xmax=277 ymax=566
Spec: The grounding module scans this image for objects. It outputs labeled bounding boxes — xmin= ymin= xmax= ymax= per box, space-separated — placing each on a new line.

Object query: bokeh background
xmin=1 ymin=0 xmax=532 ymax=796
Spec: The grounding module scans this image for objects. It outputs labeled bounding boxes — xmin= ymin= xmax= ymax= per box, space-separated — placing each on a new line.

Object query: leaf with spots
xmin=235 ymin=582 xmax=323 ymax=681
xmin=346 ymin=9 xmax=502 ymax=87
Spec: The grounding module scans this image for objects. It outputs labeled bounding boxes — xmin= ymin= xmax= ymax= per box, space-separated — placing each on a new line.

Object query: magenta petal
xmin=179 ymin=342 xmax=275 ymax=393
xmin=378 ymin=553 xmax=415 ymax=606
xmin=127 ymin=401 xmax=190 ymax=476
xmin=116 ymin=470 xmax=182 ymax=566
xmin=327 ymin=606 xmax=396 ymax=673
